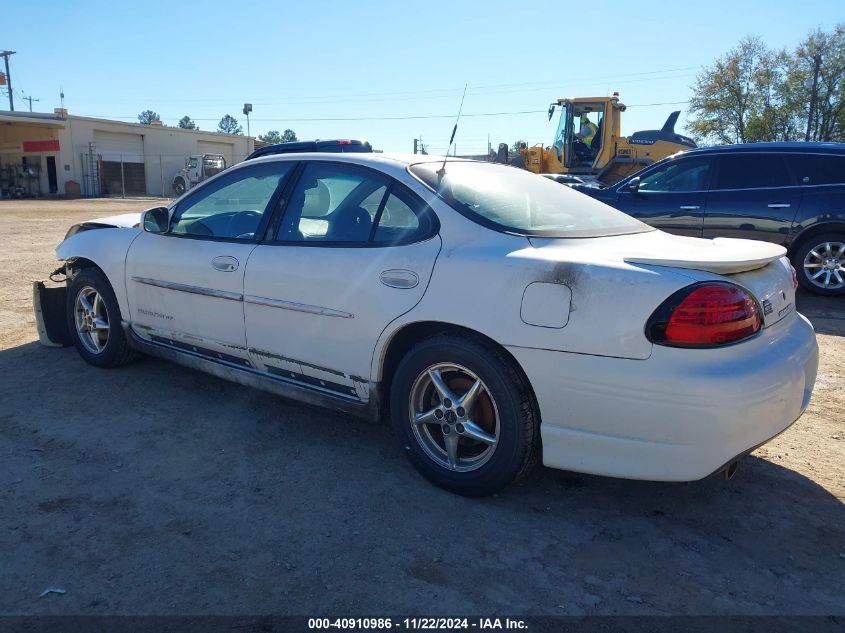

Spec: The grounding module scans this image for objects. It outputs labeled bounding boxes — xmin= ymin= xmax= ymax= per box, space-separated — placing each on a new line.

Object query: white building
xmin=0 ymin=109 xmax=254 ymax=197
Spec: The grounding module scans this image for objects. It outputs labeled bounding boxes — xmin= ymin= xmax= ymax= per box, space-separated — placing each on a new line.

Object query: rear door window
xmin=372 ymin=189 xmax=433 ymax=244
xmin=787 ymin=154 xmax=845 ymax=185
xmin=712 ymin=154 xmax=794 ymax=190
xmin=276 ymin=162 xmax=436 ymax=245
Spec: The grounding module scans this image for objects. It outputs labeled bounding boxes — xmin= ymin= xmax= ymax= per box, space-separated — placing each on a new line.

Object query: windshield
xmin=409 ymin=161 xmax=653 ymax=238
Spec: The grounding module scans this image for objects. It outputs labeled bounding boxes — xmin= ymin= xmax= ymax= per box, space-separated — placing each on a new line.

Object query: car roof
xmin=243 ymin=151 xmax=461 ymax=168
xmin=681 ymin=142 xmax=845 ymax=157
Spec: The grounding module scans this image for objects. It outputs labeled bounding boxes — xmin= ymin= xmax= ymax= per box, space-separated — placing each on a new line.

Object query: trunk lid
xmin=528 ymin=230 xmax=795 ymax=329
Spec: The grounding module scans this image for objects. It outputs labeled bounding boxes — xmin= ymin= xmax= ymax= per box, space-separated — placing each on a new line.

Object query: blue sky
xmin=3 ymin=0 xmax=843 ymax=153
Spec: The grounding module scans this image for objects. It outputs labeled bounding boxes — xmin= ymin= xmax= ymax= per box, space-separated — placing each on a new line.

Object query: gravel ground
xmin=0 ymin=198 xmax=843 ymax=616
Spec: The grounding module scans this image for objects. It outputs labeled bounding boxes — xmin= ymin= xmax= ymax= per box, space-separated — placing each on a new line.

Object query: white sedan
xmin=35 ymin=153 xmax=819 ymax=496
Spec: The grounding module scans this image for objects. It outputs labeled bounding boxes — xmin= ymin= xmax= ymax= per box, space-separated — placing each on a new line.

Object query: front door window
xmin=171 ymin=162 xmax=294 ymax=240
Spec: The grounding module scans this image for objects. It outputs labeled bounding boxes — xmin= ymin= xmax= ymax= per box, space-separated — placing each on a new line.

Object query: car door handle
xmin=211 ymin=256 xmax=239 ymax=272
xmin=768 ymin=203 xmax=791 ymax=209
xmin=679 ymin=205 xmax=700 ymax=210
xmin=380 ymin=269 xmax=419 ymax=289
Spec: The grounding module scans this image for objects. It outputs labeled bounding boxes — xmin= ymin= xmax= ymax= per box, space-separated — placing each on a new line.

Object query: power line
xmin=80 ymin=65 xmax=700 ymax=107
xmin=81 ymin=100 xmax=690 ymax=125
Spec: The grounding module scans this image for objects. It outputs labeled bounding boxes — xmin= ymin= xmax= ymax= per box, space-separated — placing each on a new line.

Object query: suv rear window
xmin=713 ymin=154 xmax=793 ymax=190
xmin=410 ymin=161 xmax=652 ymax=238
xmin=787 ymin=154 xmax=845 ymax=185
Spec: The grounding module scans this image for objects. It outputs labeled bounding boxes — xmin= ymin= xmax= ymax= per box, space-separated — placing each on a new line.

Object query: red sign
xmin=22 ymin=139 xmax=60 ymax=153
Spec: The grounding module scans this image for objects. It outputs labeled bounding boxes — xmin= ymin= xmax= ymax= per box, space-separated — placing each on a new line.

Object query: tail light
xmin=646 ymin=283 xmax=762 ymax=347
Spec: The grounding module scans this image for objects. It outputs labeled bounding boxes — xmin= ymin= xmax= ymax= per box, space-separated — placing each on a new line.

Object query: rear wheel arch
xmin=377 ymin=321 xmax=539 ymax=420
xmin=788 ymin=221 xmax=845 ymax=257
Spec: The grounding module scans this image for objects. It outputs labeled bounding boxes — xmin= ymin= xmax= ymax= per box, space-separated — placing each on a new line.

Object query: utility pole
xmin=243 ymin=103 xmax=252 ymax=140
xmin=1 ymin=50 xmax=16 ymax=111
xmin=805 ymin=53 xmax=822 ymax=142
xmin=22 ymin=95 xmax=39 ymax=112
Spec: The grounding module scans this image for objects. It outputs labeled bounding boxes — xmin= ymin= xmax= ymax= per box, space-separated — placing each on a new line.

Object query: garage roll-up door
xmin=94 ymin=131 xmax=146 ymax=195
xmin=198 ymin=141 xmax=236 ymax=166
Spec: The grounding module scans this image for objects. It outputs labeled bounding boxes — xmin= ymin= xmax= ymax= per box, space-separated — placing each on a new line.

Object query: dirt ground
xmin=0 ymin=198 xmax=843 ymax=616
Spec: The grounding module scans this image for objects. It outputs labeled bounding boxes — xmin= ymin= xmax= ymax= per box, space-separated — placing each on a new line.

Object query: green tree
xmin=138 ymin=110 xmax=161 ymax=125
xmin=178 ymin=115 xmax=198 ymax=130
xmin=258 ymin=130 xmax=282 ymax=143
xmin=792 ymin=24 xmax=845 ymax=141
xmin=217 ymin=114 xmax=243 ymax=135
xmin=510 ymin=140 xmax=526 ymax=153
xmin=688 ymin=37 xmax=773 ymax=144
xmin=688 ymin=25 xmax=845 ymax=144
xmin=258 ymin=129 xmax=298 ymax=143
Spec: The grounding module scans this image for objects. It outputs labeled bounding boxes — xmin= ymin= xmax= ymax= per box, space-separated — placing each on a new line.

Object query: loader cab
xmin=551 ymin=99 xmax=606 ymax=172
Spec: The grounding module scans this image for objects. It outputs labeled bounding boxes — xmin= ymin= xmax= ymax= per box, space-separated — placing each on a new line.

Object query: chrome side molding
xmin=130 ymin=276 xmax=243 ymax=302
xmin=244 ymin=294 xmax=353 ymax=319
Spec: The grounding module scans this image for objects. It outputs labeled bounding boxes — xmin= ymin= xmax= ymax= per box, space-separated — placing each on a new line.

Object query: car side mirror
xmin=142 ymin=207 xmax=170 ymax=234
xmin=626 ymin=176 xmax=641 ymax=193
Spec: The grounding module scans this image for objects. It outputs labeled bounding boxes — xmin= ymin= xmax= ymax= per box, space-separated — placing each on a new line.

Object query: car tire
xmin=67 ymin=268 xmax=137 ymax=368
xmin=792 ymin=232 xmax=845 ymax=296
xmin=390 ymin=334 xmax=539 ymax=496
xmin=173 ymin=178 xmax=186 ymax=196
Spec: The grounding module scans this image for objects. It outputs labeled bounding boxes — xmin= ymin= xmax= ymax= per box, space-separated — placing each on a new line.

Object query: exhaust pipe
xmin=723 ymin=461 xmax=738 ymax=480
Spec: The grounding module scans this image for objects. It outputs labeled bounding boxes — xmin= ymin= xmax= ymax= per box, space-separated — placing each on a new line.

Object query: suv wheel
xmin=793 ymin=232 xmax=845 ymax=296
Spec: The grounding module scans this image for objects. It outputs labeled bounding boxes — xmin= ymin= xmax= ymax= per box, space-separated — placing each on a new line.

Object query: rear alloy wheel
xmin=409 ymin=363 xmax=500 ymax=473
xmin=390 ymin=334 xmax=538 ymax=496
xmin=794 ymin=233 xmax=845 ymax=296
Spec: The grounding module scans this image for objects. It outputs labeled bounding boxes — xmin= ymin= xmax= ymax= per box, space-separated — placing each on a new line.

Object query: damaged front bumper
xmin=33 ymin=280 xmax=71 ymax=347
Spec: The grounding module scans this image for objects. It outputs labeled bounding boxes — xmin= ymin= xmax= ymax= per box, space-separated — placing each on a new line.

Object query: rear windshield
xmin=409 ymin=161 xmax=652 ymax=237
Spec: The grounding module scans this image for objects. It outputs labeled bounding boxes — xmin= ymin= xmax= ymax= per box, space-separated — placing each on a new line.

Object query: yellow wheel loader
xmin=502 ymin=94 xmax=696 ymax=186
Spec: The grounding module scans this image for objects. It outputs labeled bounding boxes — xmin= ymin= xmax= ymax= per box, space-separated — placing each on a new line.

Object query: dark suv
xmin=246 ymin=139 xmax=372 ymax=161
xmin=580 ymin=143 xmax=845 ymax=296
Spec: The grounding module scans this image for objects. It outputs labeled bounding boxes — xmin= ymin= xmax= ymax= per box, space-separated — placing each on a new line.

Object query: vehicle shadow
xmin=797 ymin=290 xmax=845 ymax=336
xmin=1 ymin=340 xmax=843 ymax=616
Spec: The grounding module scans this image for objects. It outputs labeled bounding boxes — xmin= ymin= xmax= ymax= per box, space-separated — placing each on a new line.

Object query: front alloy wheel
xmin=67 ymin=268 xmax=136 ymax=368
xmin=74 ymin=286 xmax=110 ymax=354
